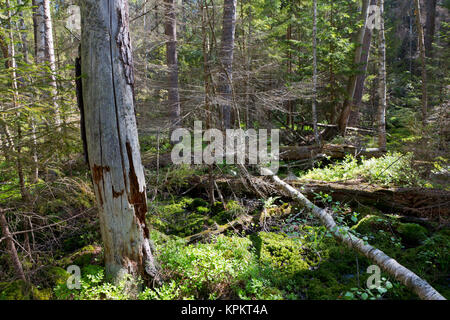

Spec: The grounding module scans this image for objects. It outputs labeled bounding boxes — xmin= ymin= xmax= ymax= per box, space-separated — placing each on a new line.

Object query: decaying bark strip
xmin=262 ymin=168 xmax=445 ymax=300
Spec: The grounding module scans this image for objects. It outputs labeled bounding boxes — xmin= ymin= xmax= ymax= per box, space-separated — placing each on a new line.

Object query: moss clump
xmin=188 ymin=198 xmax=209 ymax=210
xmin=353 ymin=215 xmax=397 ymax=234
xmin=396 ymin=223 xmax=428 ymax=245
xmin=71 ymin=245 xmax=102 ymax=267
xmin=257 ymin=232 xmax=310 ymax=275
xmin=211 ymin=202 xmax=225 ymax=215
xmin=150 ymin=198 xmax=214 ymax=237
xmin=172 ymin=213 xmax=211 ymax=237
xmin=196 ymin=206 xmax=210 ymax=215
xmin=0 ymin=280 xmax=51 ymax=300
xmin=212 ymin=200 xmax=245 ymax=225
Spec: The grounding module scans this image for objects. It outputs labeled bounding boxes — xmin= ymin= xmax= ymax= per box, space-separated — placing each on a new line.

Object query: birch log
xmin=262 ymin=168 xmax=446 ymax=300
xmin=78 ymin=0 xmax=159 ymax=283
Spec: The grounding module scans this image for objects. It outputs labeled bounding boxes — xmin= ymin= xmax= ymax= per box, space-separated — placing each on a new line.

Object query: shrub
xmin=300 ymin=152 xmax=423 ymax=187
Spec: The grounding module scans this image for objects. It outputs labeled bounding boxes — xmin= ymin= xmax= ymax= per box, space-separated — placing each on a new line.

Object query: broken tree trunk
xmin=79 ymin=0 xmax=159 ymax=284
xmin=292 ymin=180 xmax=450 ymax=219
xmin=263 ymin=168 xmax=445 ymax=300
xmin=280 ymin=144 xmax=385 ymax=161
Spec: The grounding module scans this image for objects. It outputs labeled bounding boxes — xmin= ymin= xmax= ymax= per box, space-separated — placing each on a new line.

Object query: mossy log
xmin=293 ymin=180 xmax=450 ymax=218
xmin=184 ymin=214 xmax=255 ymax=243
xmin=280 ymin=144 xmax=385 ymax=161
xmin=263 ymin=168 xmax=445 ymax=300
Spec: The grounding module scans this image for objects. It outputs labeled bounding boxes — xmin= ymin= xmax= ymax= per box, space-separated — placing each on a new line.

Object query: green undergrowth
xmin=3 ymin=192 xmax=448 ymax=301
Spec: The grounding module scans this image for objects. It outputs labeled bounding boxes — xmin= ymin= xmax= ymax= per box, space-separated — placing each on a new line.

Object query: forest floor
xmin=0 ymin=133 xmax=449 ymax=300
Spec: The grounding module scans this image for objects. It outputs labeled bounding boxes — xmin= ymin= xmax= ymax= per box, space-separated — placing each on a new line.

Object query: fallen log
xmin=184 ymin=214 xmax=255 ymax=243
xmin=280 ymin=144 xmax=385 ymax=161
xmin=182 ymin=175 xmax=449 ymax=219
xmin=262 ymin=168 xmax=446 ymax=300
xmin=293 ymin=180 xmax=450 ymax=218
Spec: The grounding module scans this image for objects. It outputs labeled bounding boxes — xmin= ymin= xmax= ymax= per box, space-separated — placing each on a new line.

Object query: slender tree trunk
xmin=425 ymin=0 xmax=437 ymax=57
xmin=201 ymin=0 xmax=212 ymax=129
xmin=79 ymin=0 xmax=159 ymax=283
xmin=219 ymin=0 xmax=237 ymax=129
xmin=18 ymin=0 xmax=39 ymax=184
xmin=377 ymin=0 xmax=387 ymax=151
xmin=5 ymin=0 xmax=28 ymax=202
xmin=164 ymin=0 xmax=181 ymax=134
xmin=349 ymin=0 xmax=377 ymax=127
xmin=338 ymin=0 xmax=370 ymax=135
xmin=43 ymin=0 xmax=61 ymax=129
xmin=414 ymin=0 xmax=428 ymax=124
xmin=32 ymin=0 xmax=46 ymax=63
xmin=312 ymin=0 xmax=320 ymax=145
xmin=0 ymin=210 xmax=27 ymax=282
xmin=286 ymin=22 xmax=293 ymax=129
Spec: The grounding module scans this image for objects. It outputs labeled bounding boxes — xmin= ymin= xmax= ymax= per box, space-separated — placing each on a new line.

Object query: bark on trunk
xmin=79 ymin=0 xmax=159 ymax=283
xmin=414 ymin=0 xmax=428 ymax=124
xmin=425 ymin=0 xmax=437 ymax=57
xmin=338 ymin=0 xmax=370 ymax=135
xmin=349 ymin=0 xmax=377 ymax=127
xmin=263 ymin=169 xmax=445 ymax=300
xmin=377 ymin=0 xmax=387 ymax=151
xmin=32 ymin=0 xmax=46 ymax=63
xmin=164 ymin=0 xmax=181 ymax=132
xmin=42 ymin=0 xmax=61 ymax=129
xmin=219 ymin=0 xmax=237 ymax=129
xmin=312 ymin=0 xmax=320 ymax=145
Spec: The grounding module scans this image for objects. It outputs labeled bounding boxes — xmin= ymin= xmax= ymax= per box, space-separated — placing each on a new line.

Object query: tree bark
xmin=312 ymin=0 xmax=320 ymax=145
xmin=425 ymin=0 xmax=437 ymax=57
xmin=414 ymin=0 xmax=428 ymax=124
xmin=263 ymin=169 xmax=445 ymax=300
xmin=79 ymin=0 xmax=159 ymax=283
xmin=349 ymin=0 xmax=377 ymax=127
xmin=164 ymin=0 xmax=181 ymax=133
xmin=42 ymin=0 xmax=61 ymax=129
xmin=32 ymin=0 xmax=46 ymax=63
xmin=338 ymin=0 xmax=370 ymax=135
xmin=219 ymin=0 xmax=237 ymax=129
xmin=377 ymin=0 xmax=387 ymax=151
